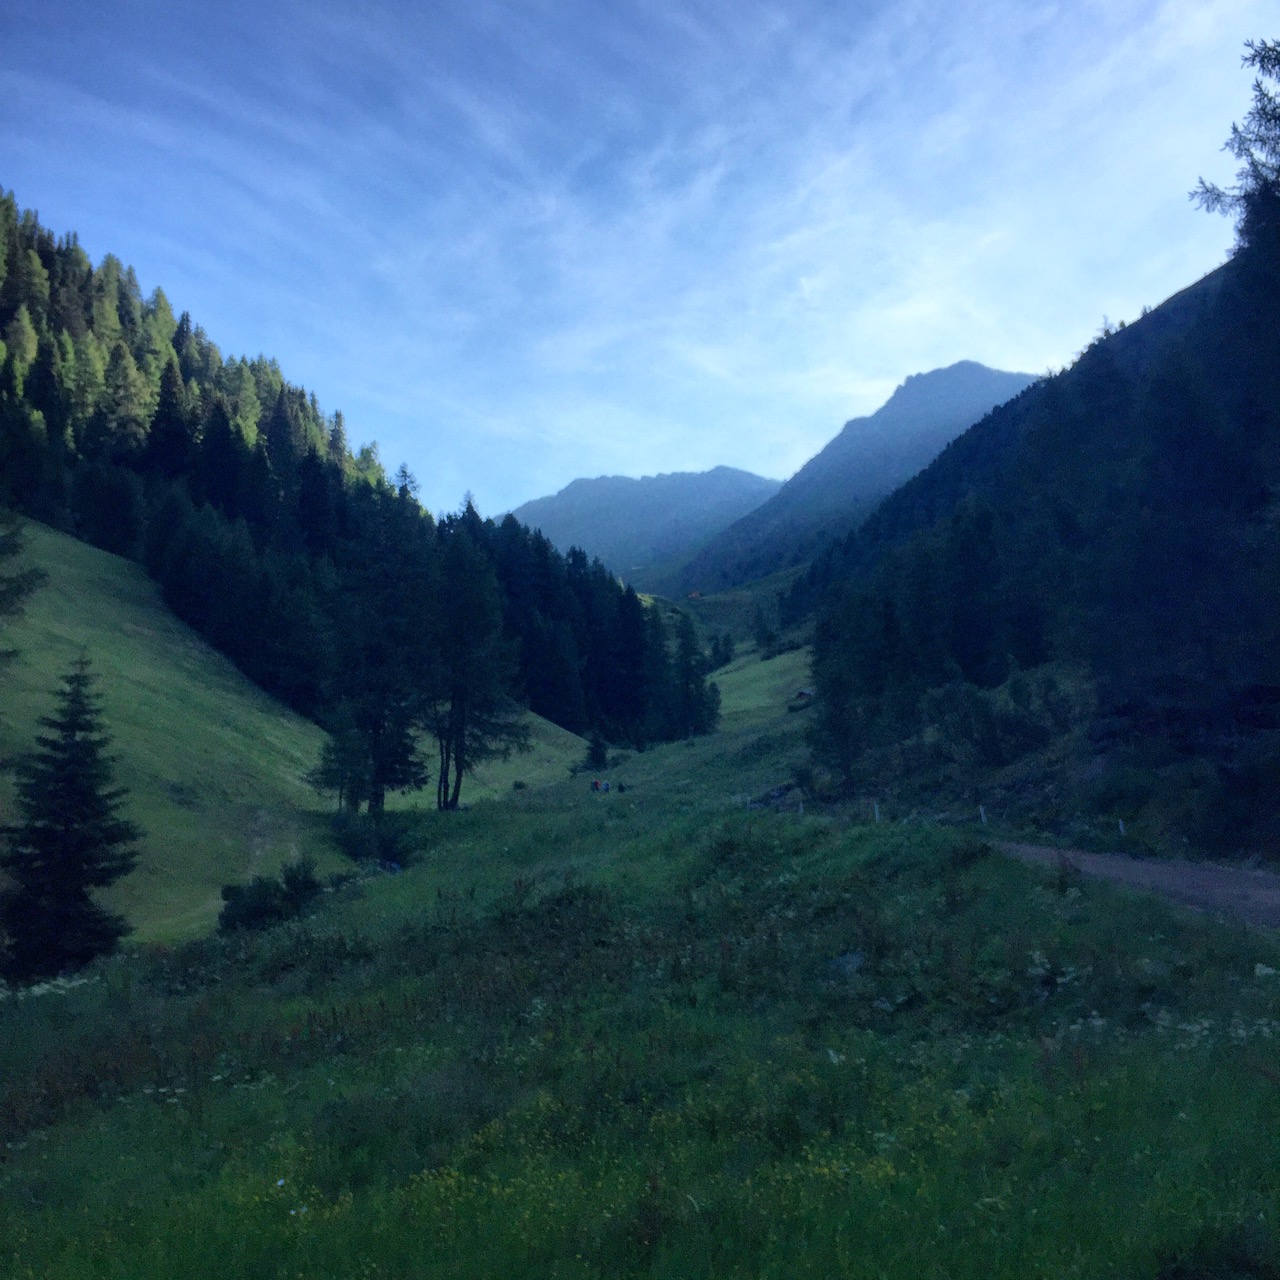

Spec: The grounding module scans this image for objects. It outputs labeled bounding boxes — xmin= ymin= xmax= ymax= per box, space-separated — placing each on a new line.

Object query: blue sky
xmin=0 ymin=0 xmax=1269 ymax=515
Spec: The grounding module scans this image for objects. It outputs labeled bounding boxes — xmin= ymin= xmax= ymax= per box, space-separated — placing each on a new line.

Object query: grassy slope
xmin=0 ymin=522 xmax=587 ymax=940
xmin=3 ymin=760 xmax=1279 ymax=1277
xmin=333 ymin=645 xmax=814 ymax=930
xmin=678 ymin=565 xmax=806 ymax=640
xmin=392 ymin=713 xmax=587 ymax=809
xmin=618 ymin=643 xmax=812 ymax=806
xmin=0 ymin=522 xmax=334 ymax=941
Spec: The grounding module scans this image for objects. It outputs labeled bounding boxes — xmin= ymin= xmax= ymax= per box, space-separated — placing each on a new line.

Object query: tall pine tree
xmin=1 ymin=655 xmax=141 ymax=982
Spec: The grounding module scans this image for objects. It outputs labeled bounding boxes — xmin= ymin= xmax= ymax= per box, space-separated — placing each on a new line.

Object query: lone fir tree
xmin=1 ymin=655 xmax=140 ymax=983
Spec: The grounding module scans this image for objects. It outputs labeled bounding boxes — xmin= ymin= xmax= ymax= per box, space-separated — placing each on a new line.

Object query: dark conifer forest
xmin=0 ymin=195 xmax=719 ymax=811
xmin=791 ymin=60 xmax=1280 ymax=848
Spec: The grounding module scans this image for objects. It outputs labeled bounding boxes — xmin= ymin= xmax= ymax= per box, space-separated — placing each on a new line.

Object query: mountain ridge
xmin=667 ymin=360 xmax=1038 ymax=594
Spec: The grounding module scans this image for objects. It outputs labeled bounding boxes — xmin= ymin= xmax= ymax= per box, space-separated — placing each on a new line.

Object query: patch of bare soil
xmin=999 ymin=843 xmax=1280 ymax=929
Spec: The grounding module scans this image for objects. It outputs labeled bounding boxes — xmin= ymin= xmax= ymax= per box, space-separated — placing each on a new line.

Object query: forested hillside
xmin=0 ymin=193 xmax=719 ymax=810
xmin=799 ymin=128 xmax=1280 ymax=851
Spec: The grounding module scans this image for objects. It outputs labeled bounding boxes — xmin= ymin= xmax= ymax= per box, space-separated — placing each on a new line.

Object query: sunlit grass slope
xmin=0 ymin=522 xmax=334 ymax=942
xmin=603 ymin=644 xmax=813 ymax=808
xmin=0 ymin=521 xmax=590 ymax=940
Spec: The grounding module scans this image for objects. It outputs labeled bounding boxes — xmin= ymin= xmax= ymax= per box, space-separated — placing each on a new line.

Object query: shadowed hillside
xmin=800 ymin=244 xmax=1280 ymax=855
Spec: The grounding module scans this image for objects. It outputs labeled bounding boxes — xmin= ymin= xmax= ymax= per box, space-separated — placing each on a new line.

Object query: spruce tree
xmin=145 ymin=357 xmax=194 ymax=479
xmin=1 ymin=655 xmax=140 ymax=983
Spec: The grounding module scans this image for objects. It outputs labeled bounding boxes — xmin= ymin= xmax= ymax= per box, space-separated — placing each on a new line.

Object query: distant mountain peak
xmin=509 ymin=466 xmax=783 ymax=584
xmin=510 ymin=363 xmax=1036 ymax=595
xmin=877 ymin=360 xmax=1037 ymax=413
xmin=670 ymin=361 xmax=1038 ymax=594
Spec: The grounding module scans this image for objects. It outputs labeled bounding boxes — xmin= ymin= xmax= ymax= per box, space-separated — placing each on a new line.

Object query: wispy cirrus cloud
xmin=0 ymin=0 xmax=1266 ymax=512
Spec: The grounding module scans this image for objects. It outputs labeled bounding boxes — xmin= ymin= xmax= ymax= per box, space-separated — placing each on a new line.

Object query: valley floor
xmin=4 ymin=645 xmax=1280 ymax=1279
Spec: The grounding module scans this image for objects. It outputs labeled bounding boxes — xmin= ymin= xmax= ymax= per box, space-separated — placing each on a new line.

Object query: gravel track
xmin=999 ymin=842 xmax=1280 ymax=929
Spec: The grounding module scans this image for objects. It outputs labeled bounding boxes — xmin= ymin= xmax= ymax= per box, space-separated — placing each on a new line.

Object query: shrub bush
xmin=330 ymin=812 xmax=419 ymax=865
xmin=218 ymin=857 xmax=323 ymax=933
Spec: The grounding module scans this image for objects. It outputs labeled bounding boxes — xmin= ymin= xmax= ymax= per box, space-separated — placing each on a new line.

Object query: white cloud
xmin=0 ymin=0 xmax=1265 ymax=512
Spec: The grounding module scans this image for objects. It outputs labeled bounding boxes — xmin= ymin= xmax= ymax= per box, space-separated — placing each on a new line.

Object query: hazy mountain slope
xmin=672 ymin=362 xmax=1038 ymax=593
xmin=806 ymin=266 xmax=1231 ymax=590
xmin=509 ymin=466 xmax=781 ymax=580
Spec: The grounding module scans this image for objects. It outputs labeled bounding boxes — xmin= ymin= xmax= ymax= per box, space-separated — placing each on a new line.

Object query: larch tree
xmin=429 ymin=523 xmax=530 ymax=810
xmin=1194 ymin=38 xmax=1280 ymax=249
xmin=86 ymin=340 xmax=151 ymax=462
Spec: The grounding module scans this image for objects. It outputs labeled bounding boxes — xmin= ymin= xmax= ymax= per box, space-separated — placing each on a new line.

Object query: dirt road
xmin=999 ymin=842 xmax=1280 ymax=929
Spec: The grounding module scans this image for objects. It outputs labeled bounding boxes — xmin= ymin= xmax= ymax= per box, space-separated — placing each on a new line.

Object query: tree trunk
xmin=437 ymin=736 xmax=452 ymax=810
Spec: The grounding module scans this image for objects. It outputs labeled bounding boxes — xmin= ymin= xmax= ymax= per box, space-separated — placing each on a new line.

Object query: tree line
xmin=0 ymin=194 xmax=720 ymax=816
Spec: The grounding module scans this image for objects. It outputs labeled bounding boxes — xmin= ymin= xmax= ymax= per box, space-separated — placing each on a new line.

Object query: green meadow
xmin=3 ymin=539 xmax=1280 ymax=1277
xmin=3 ymin=803 xmax=1280 ymax=1278
xmin=680 ymin=566 xmax=807 ymax=642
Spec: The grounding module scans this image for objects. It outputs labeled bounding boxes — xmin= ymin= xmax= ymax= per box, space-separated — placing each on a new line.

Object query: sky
xmin=0 ymin=0 xmax=1270 ymax=516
